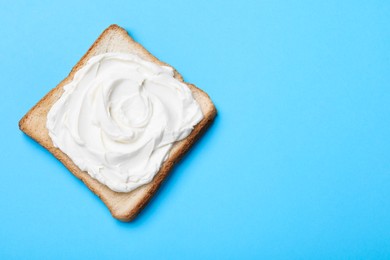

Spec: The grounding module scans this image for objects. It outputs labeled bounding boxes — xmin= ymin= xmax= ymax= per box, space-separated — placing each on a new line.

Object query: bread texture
xmin=19 ymin=24 xmax=216 ymax=221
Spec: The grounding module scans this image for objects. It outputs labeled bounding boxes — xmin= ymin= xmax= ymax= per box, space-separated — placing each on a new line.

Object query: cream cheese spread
xmin=46 ymin=53 xmax=203 ymax=192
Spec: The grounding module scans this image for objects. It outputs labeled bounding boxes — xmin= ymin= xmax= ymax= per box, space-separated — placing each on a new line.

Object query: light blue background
xmin=1 ymin=0 xmax=390 ymax=258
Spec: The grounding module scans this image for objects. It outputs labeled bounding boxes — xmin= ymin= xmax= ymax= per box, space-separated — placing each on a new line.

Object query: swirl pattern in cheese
xmin=47 ymin=53 xmax=203 ymax=192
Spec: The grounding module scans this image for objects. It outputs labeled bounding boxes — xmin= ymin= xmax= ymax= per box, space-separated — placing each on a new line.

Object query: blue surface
xmin=1 ymin=0 xmax=390 ymax=258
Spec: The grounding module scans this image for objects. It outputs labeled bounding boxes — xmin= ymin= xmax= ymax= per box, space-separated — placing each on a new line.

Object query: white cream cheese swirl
xmin=47 ymin=53 xmax=203 ymax=192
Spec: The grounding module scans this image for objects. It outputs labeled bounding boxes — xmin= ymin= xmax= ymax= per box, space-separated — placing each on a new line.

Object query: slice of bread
xmin=19 ymin=24 xmax=216 ymax=221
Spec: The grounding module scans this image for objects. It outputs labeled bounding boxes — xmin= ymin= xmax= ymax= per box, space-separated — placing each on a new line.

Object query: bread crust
xmin=19 ymin=24 xmax=216 ymax=221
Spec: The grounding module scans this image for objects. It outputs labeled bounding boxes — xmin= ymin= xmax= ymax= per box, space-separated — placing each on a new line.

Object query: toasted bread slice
xmin=19 ymin=24 xmax=216 ymax=221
